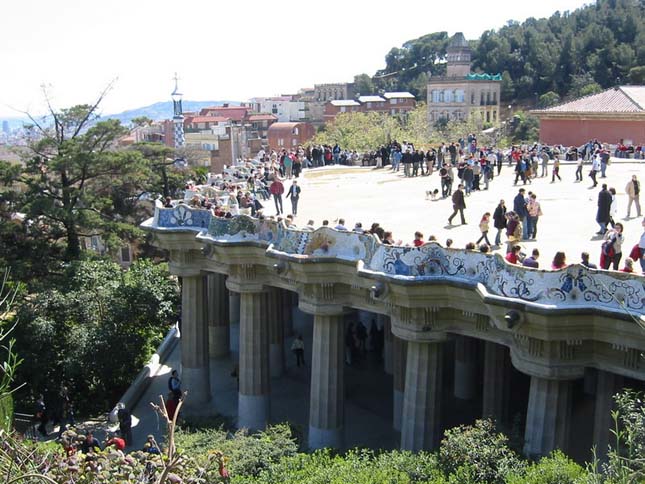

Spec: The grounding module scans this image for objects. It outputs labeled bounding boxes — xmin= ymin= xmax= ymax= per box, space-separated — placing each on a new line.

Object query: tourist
xmin=382 ymin=231 xmax=395 ymax=245
xmin=493 ymin=199 xmax=507 ymax=247
xmin=81 ymin=432 xmax=102 ymax=454
xmin=590 ymin=154 xmax=600 ymax=187
xmin=600 ymin=149 xmax=610 ymax=178
xmin=303 ymin=220 xmax=315 ymax=231
xmin=575 ymin=156 xmax=583 ymax=182
xmin=552 ymin=251 xmax=568 ymax=270
xmin=639 ymin=217 xmax=645 ymax=273
xmin=117 ymin=403 xmax=133 ymax=446
xmin=513 ymin=188 xmax=528 ymax=240
xmin=527 ymin=193 xmax=542 ymax=240
xmin=291 ymin=335 xmax=305 ymax=368
xmin=601 ymin=223 xmax=624 ymax=270
xmin=596 ymin=184 xmax=612 ymax=235
xmin=446 ymin=238 xmax=453 ymax=248
xmin=522 ymin=248 xmax=540 ymax=268
xmin=34 ymin=394 xmax=48 ymax=437
xmin=479 ymin=243 xmax=490 ymax=253
xmin=621 ymin=257 xmax=635 ymax=273
xmin=609 ymin=187 xmax=618 ymax=228
xmin=286 ymin=180 xmax=301 ymax=215
xmin=476 ymin=212 xmax=491 ymax=245
xmin=448 ymin=184 xmax=467 ymax=225
xmin=168 ymin=369 xmax=181 ymax=399
xmin=413 ymin=231 xmax=424 ymax=247
xmin=165 ymin=392 xmax=179 ymax=421
xmin=105 ymin=434 xmax=126 ymax=451
xmin=334 ymin=218 xmax=348 ymax=231
xmin=505 ymin=212 xmax=522 ymax=253
xmin=505 ymin=245 xmax=522 ymax=264
xmin=143 ymin=435 xmax=161 ymax=455
xmin=580 ymin=252 xmax=598 ymax=269
xmin=625 ymin=175 xmax=641 ymax=218
xmin=439 ymin=163 xmax=452 ymax=198
xmin=269 ymin=177 xmax=285 ymax=215
xmin=551 ymin=157 xmax=561 ymax=182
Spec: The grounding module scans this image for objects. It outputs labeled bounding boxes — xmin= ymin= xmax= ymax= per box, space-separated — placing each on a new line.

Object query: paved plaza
xmin=287 ymin=159 xmax=644 ymax=268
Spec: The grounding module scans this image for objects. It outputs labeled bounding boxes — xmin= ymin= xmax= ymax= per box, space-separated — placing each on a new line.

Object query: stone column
xmin=593 ymin=370 xmax=623 ymax=460
xmin=229 ymin=291 xmax=241 ymax=356
xmin=238 ymin=290 xmax=270 ymax=431
xmin=381 ymin=315 xmax=393 ymax=375
xmin=308 ymin=313 xmax=345 ymax=449
xmin=401 ymin=341 xmax=443 ymax=451
xmin=482 ymin=341 xmax=510 ymax=424
xmin=181 ymin=275 xmax=211 ymax=411
xmin=282 ymin=290 xmax=294 ymax=337
xmin=523 ymin=376 xmax=573 ymax=458
xmin=207 ymin=273 xmax=229 ymax=359
xmin=392 ymin=335 xmax=407 ymax=431
xmin=454 ymin=335 xmax=477 ymax=400
xmin=267 ymin=288 xmax=284 ymax=378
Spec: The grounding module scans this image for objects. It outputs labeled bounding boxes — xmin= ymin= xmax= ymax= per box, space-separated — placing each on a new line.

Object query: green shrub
xmin=439 ymin=419 xmax=524 ymax=483
xmin=0 ymin=394 xmax=12 ymax=431
xmin=507 ymin=451 xmax=586 ymax=484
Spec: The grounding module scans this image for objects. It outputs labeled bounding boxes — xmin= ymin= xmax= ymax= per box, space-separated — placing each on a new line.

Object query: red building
xmin=267 ymin=122 xmax=315 ymax=150
xmin=532 ymin=86 xmax=645 ymax=146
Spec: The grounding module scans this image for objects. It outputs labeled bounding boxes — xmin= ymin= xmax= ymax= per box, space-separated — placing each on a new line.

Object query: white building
xmin=245 ymin=96 xmax=306 ymax=123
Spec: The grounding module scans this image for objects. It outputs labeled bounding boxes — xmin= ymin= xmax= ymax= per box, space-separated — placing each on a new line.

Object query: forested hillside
xmin=366 ymin=0 xmax=644 ymax=103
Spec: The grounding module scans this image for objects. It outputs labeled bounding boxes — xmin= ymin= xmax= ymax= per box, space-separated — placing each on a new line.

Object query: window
xmin=121 ymin=246 xmax=131 ymax=263
xmin=432 ymin=90 xmax=440 ymax=103
xmin=486 ymin=111 xmax=490 ymax=123
xmin=272 ymin=104 xmax=278 ymax=114
xmin=480 ymin=92 xmax=485 ymax=104
xmin=278 ymin=138 xmax=284 ymax=146
xmin=455 ymin=89 xmax=465 ymax=102
xmin=444 ymin=89 xmax=453 ymax=103
xmin=390 ymin=98 xmax=397 ymax=105
xmin=486 ymin=92 xmax=491 ymax=104
xmin=292 ymin=139 xmax=297 ymax=146
xmin=391 ymin=109 xmax=397 ymax=115
xmin=471 ymin=92 xmax=475 ymax=104
xmin=493 ymin=91 xmax=498 ymax=104
xmin=493 ymin=110 xmax=497 ymax=121
xmin=292 ymin=127 xmax=299 ymax=135
xmin=367 ymin=102 xmax=372 ymax=108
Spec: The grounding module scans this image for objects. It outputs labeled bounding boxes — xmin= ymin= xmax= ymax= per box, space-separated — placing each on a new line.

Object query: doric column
xmin=308 ymin=313 xmax=345 ymax=449
xmin=523 ymin=376 xmax=573 ymax=458
xmin=238 ymin=290 xmax=270 ymax=431
xmin=282 ymin=289 xmax=294 ymax=337
xmin=180 ymin=275 xmax=211 ymax=411
xmin=381 ymin=315 xmax=393 ymax=375
xmin=401 ymin=341 xmax=443 ymax=451
xmin=482 ymin=341 xmax=510 ymax=424
xmin=207 ymin=273 xmax=229 ymax=359
xmin=454 ymin=335 xmax=478 ymax=400
xmin=228 ymin=291 xmax=241 ymax=356
xmin=392 ymin=336 xmax=407 ymax=431
xmin=267 ymin=288 xmax=284 ymax=378
xmin=593 ymin=370 xmax=623 ymax=460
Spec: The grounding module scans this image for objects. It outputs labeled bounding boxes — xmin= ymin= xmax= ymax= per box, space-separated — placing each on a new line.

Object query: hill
xmin=365 ymin=0 xmax=645 ymax=104
xmin=100 ymin=100 xmax=239 ymax=125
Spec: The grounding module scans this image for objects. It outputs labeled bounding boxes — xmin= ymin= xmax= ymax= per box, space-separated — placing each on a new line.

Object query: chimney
xmin=223 ymin=103 xmax=229 ymax=108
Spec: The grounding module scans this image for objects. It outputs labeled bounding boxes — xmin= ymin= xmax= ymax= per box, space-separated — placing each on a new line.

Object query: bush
xmin=439 ymin=419 xmax=524 ymax=483
xmin=507 ymin=451 xmax=586 ymax=484
xmin=0 ymin=394 xmax=12 ymax=431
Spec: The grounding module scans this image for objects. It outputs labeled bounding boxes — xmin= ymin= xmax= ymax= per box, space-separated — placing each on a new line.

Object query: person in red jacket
xmin=270 ymin=177 xmax=284 ymax=215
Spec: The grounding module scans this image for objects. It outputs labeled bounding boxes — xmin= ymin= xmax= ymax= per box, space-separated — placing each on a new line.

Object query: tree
xmin=628 ymin=65 xmax=645 ymax=84
xmin=538 ymin=91 xmax=561 ymax=108
xmin=353 ymin=74 xmax=375 ymax=96
xmin=0 ymin=92 xmax=152 ymax=260
xmin=131 ymin=116 xmax=153 ymax=127
xmin=568 ymin=73 xmax=603 ymax=99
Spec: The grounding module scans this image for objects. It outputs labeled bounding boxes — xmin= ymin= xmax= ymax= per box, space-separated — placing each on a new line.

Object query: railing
xmin=146 ymin=209 xmax=645 ymax=314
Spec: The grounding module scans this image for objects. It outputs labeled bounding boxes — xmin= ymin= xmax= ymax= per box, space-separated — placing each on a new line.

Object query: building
xmin=531 ymin=85 xmax=645 ymax=146
xmin=244 ymin=96 xmax=307 ymax=123
xmin=313 ymin=82 xmax=356 ymax=102
xmin=267 ymin=122 xmax=315 ymax=149
xmin=144 ymin=209 xmax=645 ymax=457
xmin=322 ymin=92 xmax=417 ymax=123
xmin=427 ymin=32 xmax=501 ymax=125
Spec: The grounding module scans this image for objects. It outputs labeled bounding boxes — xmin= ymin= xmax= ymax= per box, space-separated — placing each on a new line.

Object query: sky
xmin=0 ymin=0 xmax=590 ymax=118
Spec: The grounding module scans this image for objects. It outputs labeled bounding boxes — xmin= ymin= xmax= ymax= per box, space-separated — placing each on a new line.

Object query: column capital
xmin=169 ymin=249 xmax=205 ymax=277
xmin=510 ymin=346 xmax=585 ymax=380
xmin=390 ymin=306 xmax=448 ymax=343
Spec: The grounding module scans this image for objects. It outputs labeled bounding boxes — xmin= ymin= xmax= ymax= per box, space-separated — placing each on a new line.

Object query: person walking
xmin=601 ymin=223 xmax=625 ymax=270
xmin=596 ymin=184 xmax=612 ymax=235
xmin=270 ymin=177 xmax=285 ymax=215
xmin=625 ymin=175 xmax=641 ymax=218
xmin=286 ymin=180 xmax=301 ymax=215
xmin=168 ymin=369 xmax=182 ymax=399
xmin=291 ymin=334 xmax=305 ymax=368
xmin=476 ymin=212 xmax=492 ymax=245
xmin=575 ymin=156 xmax=583 ymax=182
xmin=448 ymin=184 xmax=467 ymax=225
xmin=117 ymin=403 xmax=133 ymax=446
xmin=551 ymin=157 xmax=561 ymax=182
xmin=493 ymin=200 xmax=507 ymax=247
xmin=590 ymin=154 xmax=600 ymax=187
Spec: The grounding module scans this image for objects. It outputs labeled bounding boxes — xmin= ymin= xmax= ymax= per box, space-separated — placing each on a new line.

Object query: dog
xmin=425 ymin=189 xmax=440 ymax=201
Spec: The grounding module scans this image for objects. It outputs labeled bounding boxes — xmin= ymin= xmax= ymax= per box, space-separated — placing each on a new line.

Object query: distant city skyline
xmin=0 ymin=0 xmax=589 ymax=118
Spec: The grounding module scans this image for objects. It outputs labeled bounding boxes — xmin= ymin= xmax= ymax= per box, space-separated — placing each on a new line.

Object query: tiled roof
xmin=539 ymin=86 xmax=645 ymax=113
xmin=247 ymin=114 xmax=278 ymax=121
xmin=358 ymin=95 xmax=385 ymax=103
xmin=185 ymin=116 xmax=229 ymax=124
xmin=383 ymin=92 xmax=415 ymax=99
xmin=330 ymin=100 xmax=360 ymax=107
